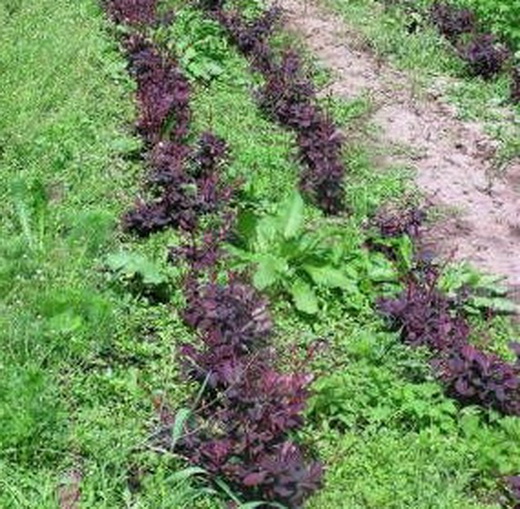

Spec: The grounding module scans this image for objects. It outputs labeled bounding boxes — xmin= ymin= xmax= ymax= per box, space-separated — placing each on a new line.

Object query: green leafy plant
xmin=104 ymin=251 xmax=172 ymax=301
xmin=439 ymin=263 xmax=519 ymax=315
xmin=159 ymin=8 xmax=229 ymax=81
xmin=9 ymin=177 xmax=49 ymax=252
xmin=459 ymin=409 xmax=520 ymax=475
xmin=227 ymin=192 xmax=398 ymax=314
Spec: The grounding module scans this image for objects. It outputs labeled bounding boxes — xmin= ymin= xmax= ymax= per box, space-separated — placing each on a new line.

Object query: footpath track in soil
xmin=279 ymin=0 xmax=520 ymax=290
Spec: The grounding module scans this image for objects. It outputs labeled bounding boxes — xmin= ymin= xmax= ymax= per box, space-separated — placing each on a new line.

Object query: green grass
xmin=2 ymin=0 xmax=519 ymax=507
xmin=0 ymin=1 xmax=218 ymax=506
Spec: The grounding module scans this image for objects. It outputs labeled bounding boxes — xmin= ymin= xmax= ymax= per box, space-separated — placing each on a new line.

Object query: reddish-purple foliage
xmin=192 ymin=132 xmax=229 ymax=176
xmin=105 ymin=2 xmax=322 ymax=505
xmin=125 ymin=38 xmax=191 ymax=143
xmin=506 ymin=476 xmax=520 ymax=508
xmin=148 ymin=141 xmax=191 ymax=187
xmin=459 ymin=34 xmax=510 ymax=80
xmin=123 ymin=134 xmax=232 ymax=236
xmin=216 ymin=7 xmax=280 ymax=74
xmin=178 ymin=324 xmax=321 ymax=505
xmin=180 ymin=432 xmax=322 ymax=508
xmin=376 ymin=211 xmax=520 ymax=417
xmin=429 ymin=2 xmax=476 ymax=43
xmin=174 ymin=278 xmax=323 ymax=506
xmin=379 ymin=267 xmax=471 ymax=352
xmin=435 ymin=344 xmax=520 ymax=415
xmin=183 ymin=281 xmax=273 ymax=355
xmin=169 ymin=231 xmax=225 ymax=274
xmin=380 ymin=269 xmax=520 ymax=415
xmin=105 ymin=0 xmax=158 ymax=26
xmin=256 ymin=49 xmax=317 ymax=132
xmin=373 ymin=207 xmax=426 ymax=239
xmin=208 ymin=7 xmax=346 ymax=214
xmin=511 ymin=67 xmax=520 ymax=104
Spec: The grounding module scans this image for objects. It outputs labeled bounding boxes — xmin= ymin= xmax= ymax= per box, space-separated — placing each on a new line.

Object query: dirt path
xmin=279 ymin=0 xmax=520 ymax=290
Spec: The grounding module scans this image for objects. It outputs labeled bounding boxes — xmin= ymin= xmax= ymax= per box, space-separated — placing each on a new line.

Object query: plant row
xmin=371 ymin=209 xmax=520 ymax=505
xmin=200 ymin=1 xmax=346 ymax=215
xmin=373 ymin=209 xmax=520 ymax=415
xmin=104 ymin=0 xmax=322 ymax=506
xmin=389 ymin=0 xmax=519 ymax=103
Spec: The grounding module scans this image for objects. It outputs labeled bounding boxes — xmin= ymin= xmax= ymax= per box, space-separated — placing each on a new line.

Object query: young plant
xmin=105 ymin=0 xmax=158 ymax=26
xmin=226 ymin=192 xmax=352 ymax=314
xmin=228 ymin=192 xmax=397 ymax=314
xmin=429 ymin=2 xmax=476 ymax=43
xmin=159 ymin=7 xmax=229 ymax=82
xmin=458 ymin=33 xmax=509 ymax=79
xmin=438 ymin=263 xmax=518 ymax=316
xmin=104 ymin=250 xmax=172 ymax=301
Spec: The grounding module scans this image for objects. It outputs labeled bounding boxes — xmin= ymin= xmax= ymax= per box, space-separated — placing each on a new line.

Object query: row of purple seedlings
xmin=104 ymin=1 xmax=323 ymax=507
xmin=372 ymin=210 xmax=520 ymax=506
xmin=427 ymin=2 xmax=518 ymax=102
xmin=200 ymin=1 xmax=346 ymax=215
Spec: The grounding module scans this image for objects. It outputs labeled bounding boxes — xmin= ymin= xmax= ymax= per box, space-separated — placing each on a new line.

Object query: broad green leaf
xmin=280 ymin=191 xmax=304 ymax=239
xmin=303 ymin=265 xmax=354 ymax=290
xmin=224 ymin=244 xmax=256 ymax=265
xmin=367 ymin=265 xmax=397 ymax=282
xmin=290 ymin=279 xmax=318 ymax=314
xmin=255 ymin=216 xmax=280 ymax=252
xmin=236 ymin=209 xmax=259 ymax=247
xmin=253 ymin=255 xmax=287 ymax=290
xmin=470 ymin=296 xmax=518 ymax=314
xmin=105 ymin=252 xmax=165 ymax=285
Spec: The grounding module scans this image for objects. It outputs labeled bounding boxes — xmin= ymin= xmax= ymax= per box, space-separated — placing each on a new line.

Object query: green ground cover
xmin=1 ymin=0 xmax=519 ymax=507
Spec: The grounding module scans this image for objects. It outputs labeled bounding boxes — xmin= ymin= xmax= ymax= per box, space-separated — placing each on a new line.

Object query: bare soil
xmin=278 ymin=0 xmax=520 ymax=290
xmin=57 ymin=469 xmax=82 ymax=509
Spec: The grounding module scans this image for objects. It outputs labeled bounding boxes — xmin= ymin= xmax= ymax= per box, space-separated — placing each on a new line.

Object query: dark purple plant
xmin=105 ymin=0 xmax=158 ymax=26
xmin=373 ymin=206 xmax=426 ymax=239
xmin=176 ymin=344 xmax=322 ymax=507
xmin=192 ymin=132 xmax=229 ymax=176
xmin=376 ymin=208 xmax=520 ymax=417
xmin=459 ymin=34 xmax=509 ymax=80
xmin=122 ymin=199 xmax=173 ymax=236
xmin=106 ymin=2 xmax=322 ymax=505
xmin=429 ymin=2 xmax=476 ymax=43
xmin=511 ymin=66 xmax=520 ymax=104
xmin=434 ymin=343 xmax=520 ymax=415
xmin=124 ymin=134 xmax=232 ymax=236
xmin=183 ymin=281 xmax=272 ymax=352
xmin=148 ymin=141 xmax=190 ymax=187
xmin=216 ymin=7 xmax=281 ymax=73
xmin=296 ymin=117 xmax=345 ymax=214
xmin=207 ymin=7 xmax=346 ymax=214
xmin=505 ymin=476 xmax=520 ymax=508
xmin=379 ymin=266 xmax=471 ymax=352
xmin=173 ymin=277 xmax=322 ymax=506
xmin=125 ymin=40 xmax=191 ymax=143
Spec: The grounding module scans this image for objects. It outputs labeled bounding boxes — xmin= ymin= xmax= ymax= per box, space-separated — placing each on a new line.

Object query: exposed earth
xmin=279 ymin=0 xmax=520 ymax=293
